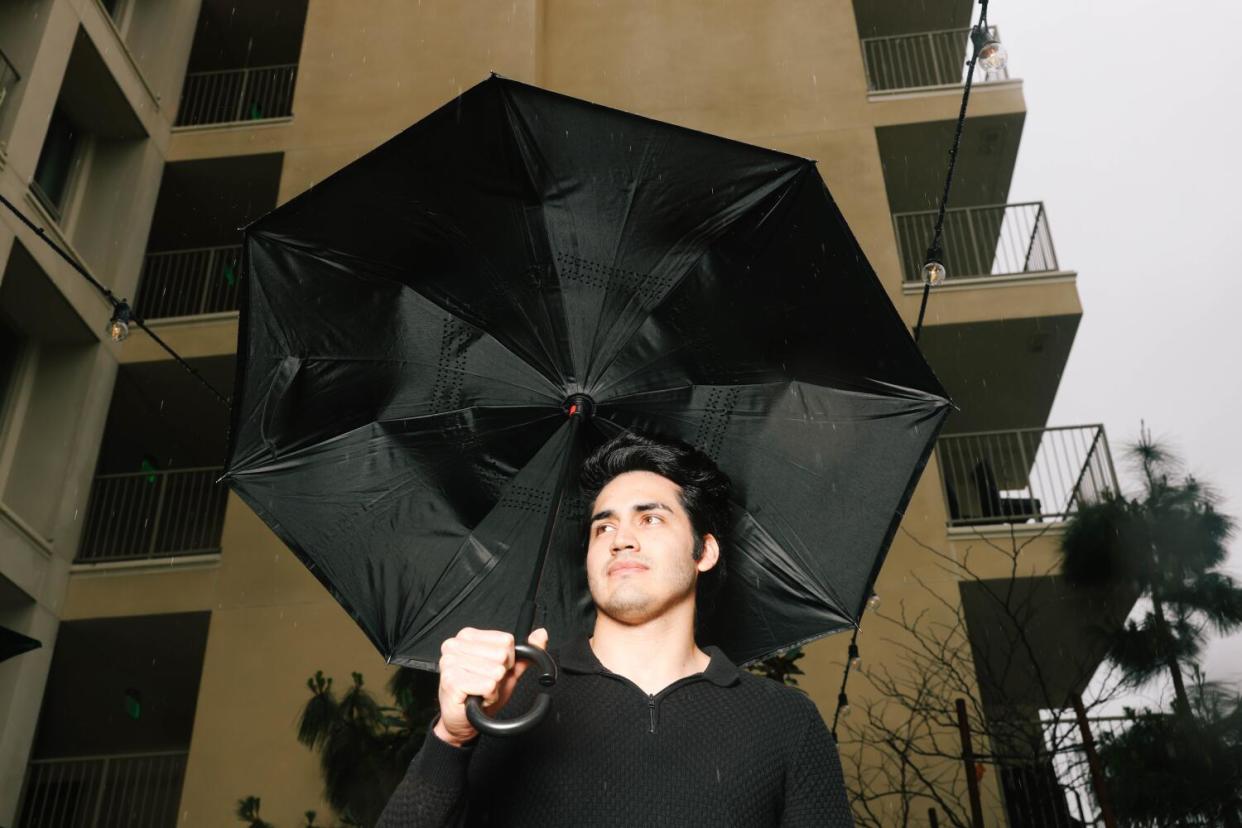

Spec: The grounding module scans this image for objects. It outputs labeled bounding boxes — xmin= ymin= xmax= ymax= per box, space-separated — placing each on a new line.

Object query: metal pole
xmin=928 ymin=807 xmax=940 ymax=828
xmin=89 ymin=757 xmax=110 ymax=827
xmin=1071 ymin=694 xmax=1117 ymax=828
xmin=198 ymin=248 xmax=216 ymax=315
xmin=146 ymin=472 xmax=169 ymax=558
xmin=955 ymin=698 xmax=985 ymax=828
xmin=516 ymin=403 xmax=587 ymax=640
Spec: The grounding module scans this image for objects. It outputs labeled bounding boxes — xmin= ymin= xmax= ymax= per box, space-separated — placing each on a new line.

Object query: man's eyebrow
xmin=589 ymin=502 xmax=673 ymax=523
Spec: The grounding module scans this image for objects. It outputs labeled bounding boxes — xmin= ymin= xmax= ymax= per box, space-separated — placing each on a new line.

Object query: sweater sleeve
xmin=780 ymin=701 xmax=855 ymax=827
xmin=375 ymin=725 xmax=474 ymax=828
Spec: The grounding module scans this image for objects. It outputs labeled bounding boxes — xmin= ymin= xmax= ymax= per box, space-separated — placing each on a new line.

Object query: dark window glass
xmin=0 ymin=49 xmax=19 ymax=120
xmin=0 ymin=317 xmax=24 ymax=418
xmin=33 ymin=107 xmax=79 ymax=216
xmin=99 ymin=0 xmax=123 ymax=20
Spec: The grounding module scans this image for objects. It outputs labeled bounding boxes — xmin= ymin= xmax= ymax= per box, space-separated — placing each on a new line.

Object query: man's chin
xmin=595 ymin=591 xmax=657 ymax=625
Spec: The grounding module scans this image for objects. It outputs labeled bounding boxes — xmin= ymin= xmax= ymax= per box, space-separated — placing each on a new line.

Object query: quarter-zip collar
xmin=557 ymin=636 xmax=741 ymax=688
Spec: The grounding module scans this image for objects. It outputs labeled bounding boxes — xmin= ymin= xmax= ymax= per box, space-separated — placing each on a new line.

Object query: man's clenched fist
xmin=433 ymin=626 xmax=550 ymax=747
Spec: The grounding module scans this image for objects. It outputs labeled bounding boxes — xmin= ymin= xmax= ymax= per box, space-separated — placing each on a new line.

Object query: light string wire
xmin=831 ymin=625 xmax=862 ymax=740
xmin=0 ymin=191 xmax=232 ymax=407
xmin=913 ymin=0 xmax=991 ymax=344
xmin=837 ymin=0 xmax=996 ymax=736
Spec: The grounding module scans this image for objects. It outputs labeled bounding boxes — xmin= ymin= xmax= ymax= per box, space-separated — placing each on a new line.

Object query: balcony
xmin=137 ymin=154 xmax=279 ymax=322
xmin=76 ymin=357 xmax=233 ymax=565
xmin=894 ymin=202 xmax=1059 ymax=286
xmin=77 ymin=467 xmax=228 ymax=563
xmin=174 ymin=0 xmax=308 ymax=130
xmin=135 ymin=244 xmax=241 ymax=319
xmin=937 ymin=424 xmax=1118 ymax=528
xmin=16 ymin=751 xmax=188 ymax=827
xmin=175 ymin=64 xmax=297 ymax=127
xmin=862 ymin=26 xmax=1008 ymax=94
xmin=19 ymin=613 xmax=208 ymax=826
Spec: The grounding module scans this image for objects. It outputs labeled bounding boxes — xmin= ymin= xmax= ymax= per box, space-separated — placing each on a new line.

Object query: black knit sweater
xmin=376 ymin=638 xmax=854 ymax=826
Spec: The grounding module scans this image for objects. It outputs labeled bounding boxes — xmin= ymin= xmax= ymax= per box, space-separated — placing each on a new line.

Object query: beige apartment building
xmin=0 ymin=1 xmax=1119 ymax=825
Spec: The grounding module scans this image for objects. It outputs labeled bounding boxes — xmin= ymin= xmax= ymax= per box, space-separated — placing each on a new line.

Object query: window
xmin=0 ymin=316 xmax=23 ymax=419
xmin=0 ymin=48 xmax=18 ymax=120
xmin=32 ymin=107 xmax=80 ymax=219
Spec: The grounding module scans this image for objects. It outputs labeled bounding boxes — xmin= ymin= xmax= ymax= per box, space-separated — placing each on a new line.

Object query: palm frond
xmin=298 ymin=671 xmax=340 ymax=749
xmin=1165 ymin=572 xmax=1242 ymax=634
xmin=1107 ymin=617 xmax=1202 ymax=686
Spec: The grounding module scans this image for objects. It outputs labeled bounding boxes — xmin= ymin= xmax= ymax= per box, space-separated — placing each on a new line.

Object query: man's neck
xmin=589 ymin=605 xmax=709 ymax=696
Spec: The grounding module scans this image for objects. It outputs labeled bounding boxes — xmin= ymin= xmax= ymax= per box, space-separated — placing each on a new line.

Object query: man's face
xmin=586 ymin=470 xmax=718 ymax=626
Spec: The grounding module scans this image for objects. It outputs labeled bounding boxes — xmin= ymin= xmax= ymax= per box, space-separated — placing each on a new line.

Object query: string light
xmin=972 ymin=27 xmax=1008 ymax=74
xmin=0 ymin=193 xmax=231 ymax=407
xmin=913 ymin=0 xmax=997 ymax=343
xmin=866 ymin=592 xmax=881 ymax=611
xmin=108 ymin=300 xmax=132 ymax=342
xmin=837 ymin=692 xmax=851 ymax=718
xmin=848 ymin=642 xmax=862 ymax=671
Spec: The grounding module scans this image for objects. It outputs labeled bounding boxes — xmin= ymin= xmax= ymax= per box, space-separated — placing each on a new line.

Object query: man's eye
xmin=595 ymin=524 xmax=615 ymax=535
xmin=641 ymin=514 xmax=663 ymax=525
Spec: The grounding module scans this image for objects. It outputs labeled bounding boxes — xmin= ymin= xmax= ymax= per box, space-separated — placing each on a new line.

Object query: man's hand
xmin=433 ymin=626 xmax=550 ymax=747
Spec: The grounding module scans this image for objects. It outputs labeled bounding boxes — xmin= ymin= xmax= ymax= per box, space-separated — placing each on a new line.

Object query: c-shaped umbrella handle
xmin=464 ymin=643 xmax=558 ymax=736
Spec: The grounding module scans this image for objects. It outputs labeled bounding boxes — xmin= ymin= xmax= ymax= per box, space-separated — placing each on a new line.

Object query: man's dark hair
xmin=579 ymin=430 xmax=731 ymax=615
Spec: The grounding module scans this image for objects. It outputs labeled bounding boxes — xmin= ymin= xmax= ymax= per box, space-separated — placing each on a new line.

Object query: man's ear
xmin=696 ymin=534 xmax=720 ymax=573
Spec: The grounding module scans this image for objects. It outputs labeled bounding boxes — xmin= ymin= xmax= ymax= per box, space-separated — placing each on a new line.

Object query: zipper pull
xmin=648 ymin=695 xmax=656 ymax=733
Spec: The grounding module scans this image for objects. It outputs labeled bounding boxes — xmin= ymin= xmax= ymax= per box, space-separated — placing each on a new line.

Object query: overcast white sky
xmin=998 ymin=0 xmax=1242 ymax=698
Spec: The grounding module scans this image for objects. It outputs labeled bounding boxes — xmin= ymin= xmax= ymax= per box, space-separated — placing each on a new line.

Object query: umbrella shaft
xmin=516 ymin=413 xmax=583 ymax=640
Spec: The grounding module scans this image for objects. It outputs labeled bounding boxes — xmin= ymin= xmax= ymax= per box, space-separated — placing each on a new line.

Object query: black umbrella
xmin=0 ymin=625 xmax=41 ymax=663
xmin=223 ymin=75 xmax=950 ymax=733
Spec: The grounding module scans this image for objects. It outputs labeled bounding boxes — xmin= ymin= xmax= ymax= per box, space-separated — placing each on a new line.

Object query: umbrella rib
xmin=230 ymin=404 xmax=561 ymax=476
xmin=586 ymin=163 xmax=810 ymax=395
xmin=282 ymin=354 xmax=563 ymax=404
xmin=260 ymin=233 xmax=570 ymax=391
xmin=494 ymin=83 xmax=584 ymax=386
xmin=397 ymin=534 xmax=507 ymax=649
xmin=582 ymin=136 xmax=660 ymax=381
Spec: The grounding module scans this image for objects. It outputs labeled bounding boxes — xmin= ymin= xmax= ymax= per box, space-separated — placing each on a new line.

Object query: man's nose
xmin=610 ymin=528 xmax=638 ymax=554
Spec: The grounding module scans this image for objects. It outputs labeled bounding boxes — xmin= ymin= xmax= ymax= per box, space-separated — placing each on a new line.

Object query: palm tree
xmin=235 ymin=795 xmax=275 ymax=828
xmin=1060 ymin=427 xmax=1241 ymax=718
xmin=1096 ymin=670 xmax=1242 ymax=827
xmin=295 ymin=667 xmax=439 ymax=826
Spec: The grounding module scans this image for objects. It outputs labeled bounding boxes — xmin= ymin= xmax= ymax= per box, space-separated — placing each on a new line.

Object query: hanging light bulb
xmin=866 ymin=592 xmax=881 ymax=611
xmin=978 ymin=36 xmax=1008 ymax=73
xmin=837 ymin=692 xmax=852 ymax=718
xmin=972 ymin=25 xmax=1008 ymax=74
xmin=848 ymin=642 xmax=862 ymax=671
xmin=921 ymin=259 xmax=946 ymax=286
xmin=108 ymin=300 xmax=132 ymax=342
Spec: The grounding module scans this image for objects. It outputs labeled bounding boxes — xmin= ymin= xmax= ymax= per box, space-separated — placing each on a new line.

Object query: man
xmin=377 ymin=431 xmax=854 ymax=826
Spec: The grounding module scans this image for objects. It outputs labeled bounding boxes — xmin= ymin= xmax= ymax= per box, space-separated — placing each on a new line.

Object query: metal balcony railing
xmin=861 ymin=26 xmax=1007 ymax=92
xmin=938 ymin=425 xmax=1118 ymax=527
xmin=0 ymin=48 xmax=19 ymax=120
xmin=136 ymin=245 xmax=242 ymax=319
xmin=1035 ymin=714 xmax=1148 ymax=827
xmin=893 ymin=202 xmax=1059 ymax=284
xmin=77 ymin=467 xmax=228 ymax=563
xmin=175 ymin=63 xmax=297 ymax=127
xmin=16 ymin=750 xmax=188 ymax=828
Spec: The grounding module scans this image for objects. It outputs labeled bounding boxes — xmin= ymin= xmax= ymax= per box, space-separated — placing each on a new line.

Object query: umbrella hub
xmin=563 ymin=393 xmax=595 ymax=419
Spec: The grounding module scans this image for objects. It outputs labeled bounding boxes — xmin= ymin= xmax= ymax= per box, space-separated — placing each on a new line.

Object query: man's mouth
xmin=607 ymin=561 xmax=649 ymax=576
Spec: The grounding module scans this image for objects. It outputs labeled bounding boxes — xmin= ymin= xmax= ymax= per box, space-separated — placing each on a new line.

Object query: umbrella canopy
xmin=223 ymin=75 xmax=950 ymax=670
xmin=0 ymin=625 xmax=41 ymax=663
